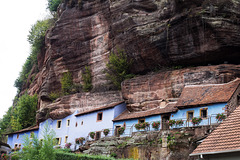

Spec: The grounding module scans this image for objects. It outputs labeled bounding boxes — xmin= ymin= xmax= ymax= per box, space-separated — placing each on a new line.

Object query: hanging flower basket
xmin=65 ymin=143 xmax=72 ymax=148
xmin=167 ymin=120 xmax=176 ymax=127
xmin=135 ymin=122 xmax=150 ymax=130
xmin=103 ymin=129 xmax=110 ymax=136
xmin=118 ymin=127 xmax=125 ymax=135
xmin=152 ymin=121 xmax=160 ymax=130
xmin=89 ymin=132 xmax=95 ymax=139
xmin=191 ymin=117 xmax=202 ymax=126
xmin=216 ymin=113 xmax=226 ymax=122
xmin=176 ymin=119 xmax=184 ymax=126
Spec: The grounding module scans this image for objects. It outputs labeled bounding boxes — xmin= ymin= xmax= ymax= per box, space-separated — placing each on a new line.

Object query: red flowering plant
xmin=89 ymin=132 xmax=95 ymax=139
xmin=118 ymin=127 xmax=125 ymax=135
xmin=65 ymin=142 xmax=72 ymax=148
xmin=1 ymin=153 xmax=9 ymax=160
xmin=135 ymin=122 xmax=150 ymax=130
xmin=152 ymin=121 xmax=160 ymax=130
xmin=191 ymin=117 xmax=202 ymax=126
xmin=103 ymin=129 xmax=110 ymax=136
xmin=75 ymin=137 xmax=85 ymax=144
xmin=216 ymin=113 xmax=226 ymax=122
xmin=167 ymin=120 xmax=176 ymax=127
xmin=175 ymin=119 xmax=184 ymax=126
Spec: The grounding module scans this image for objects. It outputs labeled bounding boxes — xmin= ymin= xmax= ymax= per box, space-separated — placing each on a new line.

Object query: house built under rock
xmin=6 ymin=78 xmax=240 ymax=154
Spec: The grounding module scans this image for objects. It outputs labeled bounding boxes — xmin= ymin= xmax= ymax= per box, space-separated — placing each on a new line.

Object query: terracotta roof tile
xmin=176 ymin=78 xmax=240 ymax=108
xmin=191 ymin=105 xmax=240 ymax=156
xmin=6 ymin=125 xmax=39 ymax=135
xmin=113 ymin=102 xmax=177 ymax=122
xmin=75 ymin=101 xmax=124 ymax=117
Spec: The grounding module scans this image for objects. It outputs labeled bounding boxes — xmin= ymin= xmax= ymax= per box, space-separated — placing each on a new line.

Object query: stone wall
xmin=227 ymin=85 xmax=240 ymax=115
xmin=83 ymin=126 xmax=218 ymax=160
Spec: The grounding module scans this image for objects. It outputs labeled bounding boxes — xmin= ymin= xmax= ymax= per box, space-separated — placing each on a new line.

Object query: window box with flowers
xmin=135 ymin=122 xmax=150 ymax=130
xmin=175 ymin=119 xmax=184 ymax=126
xmin=167 ymin=120 xmax=176 ymax=127
xmin=89 ymin=132 xmax=95 ymax=139
xmin=191 ymin=117 xmax=202 ymax=126
xmin=75 ymin=137 xmax=85 ymax=145
xmin=103 ymin=129 xmax=110 ymax=136
xmin=65 ymin=142 xmax=72 ymax=149
xmin=152 ymin=121 xmax=160 ymax=130
xmin=216 ymin=113 xmax=226 ymax=122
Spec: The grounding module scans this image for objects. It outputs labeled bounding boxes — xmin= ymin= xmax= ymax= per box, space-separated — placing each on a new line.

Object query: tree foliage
xmin=60 ymin=72 xmax=74 ymax=95
xmin=105 ymin=49 xmax=134 ymax=90
xmin=47 ymin=0 xmax=62 ymax=12
xmin=82 ymin=66 xmax=92 ymax=92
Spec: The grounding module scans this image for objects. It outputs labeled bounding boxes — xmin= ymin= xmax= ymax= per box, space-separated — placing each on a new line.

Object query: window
xmin=66 ymin=119 xmax=70 ymax=127
xmin=57 ymin=120 xmax=62 ymax=129
xmin=138 ymin=118 xmax=145 ymax=123
xmin=75 ymin=122 xmax=78 ymax=127
xmin=200 ymin=108 xmax=208 ymax=119
xmin=97 ymin=112 xmax=103 ymax=122
xmin=56 ymin=138 xmax=61 ymax=145
xmin=187 ymin=111 xmax=194 ymax=120
xmin=18 ymin=144 xmax=21 ymax=148
xmin=95 ymin=131 xmax=101 ymax=140
xmin=14 ymin=144 xmax=18 ymax=149
xmin=17 ymin=134 xmax=19 ymax=139
xmin=65 ymin=136 xmax=68 ymax=143
xmin=81 ymin=121 xmax=84 ymax=125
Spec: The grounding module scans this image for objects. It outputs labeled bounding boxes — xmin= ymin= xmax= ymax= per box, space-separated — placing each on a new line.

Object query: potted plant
xmin=75 ymin=137 xmax=85 ymax=144
xmin=176 ymin=119 xmax=184 ymax=126
xmin=191 ymin=117 xmax=202 ymax=126
xmin=65 ymin=142 xmax=72 ymax=148
xmin=103 ymin=129 xmax=110 ymax=136
xmin=118 ymin=127 xmax=125 ymax=135
xmin=135 ymin=122 xmax=150 ymax=130
xmin=216 ymin=113 xmax=226 ymax=122
xmin=168 ymin=120 xmax=176 ymax=127
xmin=89 ymin=132 xmax=95 ymax=139
xmin=152 ymin=121 xmax=160 ymax=130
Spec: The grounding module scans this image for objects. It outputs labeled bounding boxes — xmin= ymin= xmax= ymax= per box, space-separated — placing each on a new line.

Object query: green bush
xmin=82 ymin=66 xmax=92 ymax=92
xmin=47 ymin=0 xmax=62 ymax=12
xmin=60 ymin=71 xmax=74 ymax=95
xmin=49 ymin=92 xmax=62 ymax=101
xmin=105 ymin=49 xmax=134 ymax=90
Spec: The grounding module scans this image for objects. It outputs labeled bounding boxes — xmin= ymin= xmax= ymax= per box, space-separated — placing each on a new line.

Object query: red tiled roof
xmin=6 ymin=125 xmax=39 ymax=135
xmin=113 ymin=103 xmax=177 ymax=122
xmin=190 ymin=105 xmax=240 ymax=156
xmin=75 ymin=101 xmax=124 ymax=117
xmin=176 ymin=78 xmax=240 ymax=108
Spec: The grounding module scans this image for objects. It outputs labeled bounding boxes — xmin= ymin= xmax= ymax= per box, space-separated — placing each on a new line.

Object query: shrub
xmin=152 ymin=121 xmax=160 ymax=130
xmin=167 ymin=120 xmax=176 ymax=127
xmin=175 ymin=119 xmax=184 ymax=126
xmin=89 ymin=132 xmax=95 ymax=139
xmin=105 ymin=48 xmax=134 ymax=90
xmin=103 ymin=129 xmax=110 ymax=136
xmin=47 ymin=0 xmax=62 ymax=12
xmin=118 ymin=127 xmax=125 ymax=135
xmin=49 ymin=92 xmax=62 ymax=101
xmin=61 ymin=71 xmax=74 ymax=95
xmin=191 ymin=117 xmax=202 ymax=125
xmin=135 ymin=122 xmax=150 ymax=130
xmin=110 ymin=152 xmax=117 ymax=158
xmin=82 ymin=66 xmax=92 ymax=92
xmin=216 ymin=113 xmax=226 ymax=122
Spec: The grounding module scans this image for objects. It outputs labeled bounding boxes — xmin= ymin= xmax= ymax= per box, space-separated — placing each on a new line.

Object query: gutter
xmin=190 ymin=149 xmax=240 ymax=156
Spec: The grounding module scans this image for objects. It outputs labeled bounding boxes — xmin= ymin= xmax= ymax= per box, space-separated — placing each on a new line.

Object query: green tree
xmin=105 ymin=49 xmax=134 ymax=90
xmin=82 ymin=66 xmax=92 ymax=92
xmin=47 ymin=0 xmax=62 ymax=12
xmin=60 ymin=71 xmax=73 ymax=95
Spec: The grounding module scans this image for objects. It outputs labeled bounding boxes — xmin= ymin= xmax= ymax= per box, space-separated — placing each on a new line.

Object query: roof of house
xmin=190 ymin=105 xmax=240 ymax=156
xmin=5 ymin=125 xmax=39 ymax=135
xmin=176 ymin=78 xmax=240 ymax=108
xmin=113 ymin=102 xmax=177 ymax=122
xmin=75 ymin=101 xmax=125 ymax=117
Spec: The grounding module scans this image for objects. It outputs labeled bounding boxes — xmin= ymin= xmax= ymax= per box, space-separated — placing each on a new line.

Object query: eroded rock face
xmin=25 ymin=0 xmax=240 ymax=120
xmin=122 ymin=64 xmax=240 ymax=111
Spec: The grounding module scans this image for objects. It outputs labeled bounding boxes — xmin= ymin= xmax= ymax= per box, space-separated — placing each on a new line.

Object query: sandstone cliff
xmin=22 ymin=0 xmax=240 ymax=121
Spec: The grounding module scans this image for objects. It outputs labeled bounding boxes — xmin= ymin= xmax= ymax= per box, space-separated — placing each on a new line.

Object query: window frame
xmin=65 ymin=135 xmax=68 ymax=143
xmin=96 ymin=112 xmax=103 ymax=122
xmin=56 ymin=137 xmax=61 ymax=145
xmin=138 ymin=118 xmax=145 ymax=123
xmin=200 ymin=108 xmax=208 ymax=119
xmin=17 ymin=134 xmax=20 ymax=139
xmin=95 ymin=131 xmax=101 ymax=140
xmin=56 ymin=120 xmax=62 ymax=129
xmin=187 ymin=110 xmax=194 ymax=121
